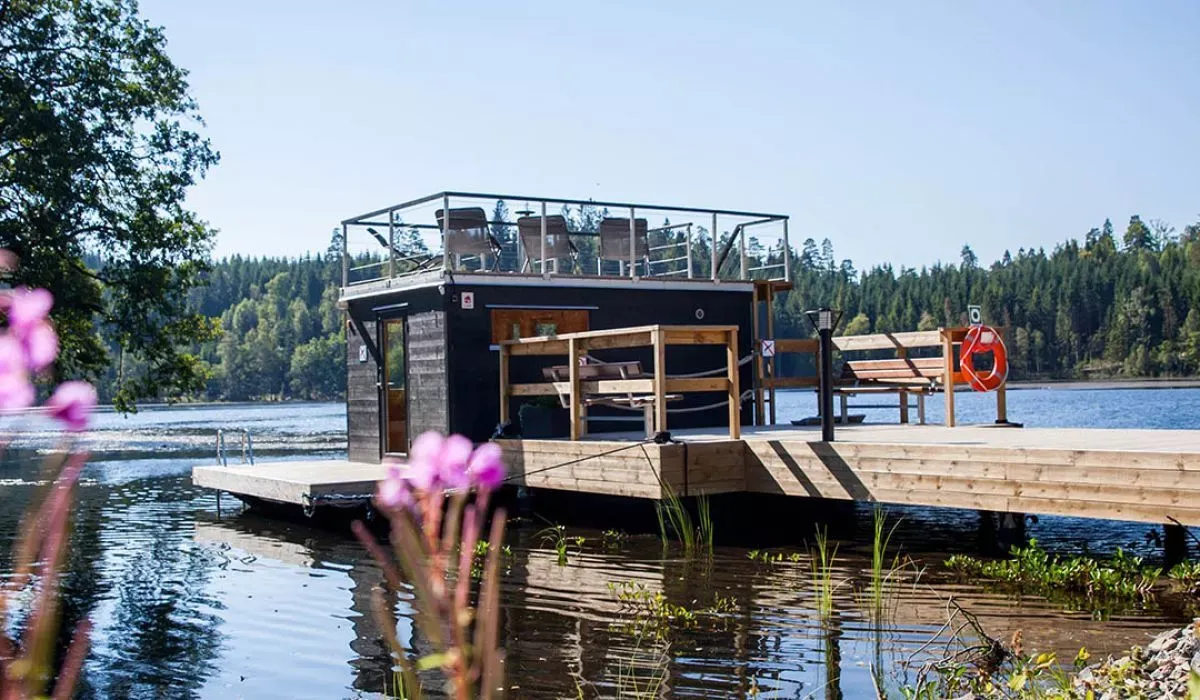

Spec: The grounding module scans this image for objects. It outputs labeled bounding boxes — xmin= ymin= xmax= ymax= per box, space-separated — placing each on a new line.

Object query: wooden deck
xmin=192 ymin=425 xmax=1200 ymax=527
xmin=498 ymin=424 xmax=1200 ymax=527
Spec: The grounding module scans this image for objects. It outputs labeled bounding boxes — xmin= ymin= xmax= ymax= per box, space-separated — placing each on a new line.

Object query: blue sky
xmin=140 ymin=0 xmax=1199 ymax=269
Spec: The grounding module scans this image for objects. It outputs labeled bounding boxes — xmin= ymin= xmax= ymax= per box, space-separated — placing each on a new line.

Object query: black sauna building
xmin=338 ymin=192 xmax=791 ymax=463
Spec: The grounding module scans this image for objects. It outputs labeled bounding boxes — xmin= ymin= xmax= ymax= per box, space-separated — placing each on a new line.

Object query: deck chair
xmin=436 ymin=207 xmax=503 ymax=271
xmin=598 ymin=217 xmax=649 ymax=276
xmin=517 ymin=215 xmax=578 ymax=274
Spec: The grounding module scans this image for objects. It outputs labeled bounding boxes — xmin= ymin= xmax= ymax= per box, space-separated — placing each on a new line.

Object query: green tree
xmin=1 ymin=0 xmax=220 ymax=409
xmin=289 ymin=334 xmax=346 ymax=399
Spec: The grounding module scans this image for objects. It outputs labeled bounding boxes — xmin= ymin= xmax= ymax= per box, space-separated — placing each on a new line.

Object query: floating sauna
xmin=336 ymin=191 xmax=790 ymax=462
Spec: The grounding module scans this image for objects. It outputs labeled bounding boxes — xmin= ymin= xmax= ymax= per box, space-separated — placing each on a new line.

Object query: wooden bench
xmin=836 ymin=356 xmax=944 ymax=424
xmin=544 ymin=361 xmax=680 ymax=437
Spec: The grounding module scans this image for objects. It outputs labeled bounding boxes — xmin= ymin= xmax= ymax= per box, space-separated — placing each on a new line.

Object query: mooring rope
xmin=582 ymin=353 xmax=754 ymax=379
xmin=594 ymin=389 xmax=755 ymax=414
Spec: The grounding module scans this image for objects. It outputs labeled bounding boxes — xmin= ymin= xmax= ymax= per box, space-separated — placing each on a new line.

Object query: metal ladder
xmin=215 ymin=428 xmax=255 ymax=466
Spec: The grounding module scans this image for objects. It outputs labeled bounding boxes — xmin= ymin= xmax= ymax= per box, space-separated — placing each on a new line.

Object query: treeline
xmin=773 ymin=215 xmax=1200 ymax=379
xmin=95 ymin=252 xmax=347 ymax=403
xmin=92 ymin=211 xmax=1200 ymax=404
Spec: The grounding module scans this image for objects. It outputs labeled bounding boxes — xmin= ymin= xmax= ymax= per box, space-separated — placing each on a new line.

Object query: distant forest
xmin=91 ymin=212 xmax=1200 ymax=404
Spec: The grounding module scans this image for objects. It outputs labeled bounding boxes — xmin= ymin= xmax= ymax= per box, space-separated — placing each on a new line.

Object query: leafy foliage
xmin=1 ymin=0 xmax=220 ymax=409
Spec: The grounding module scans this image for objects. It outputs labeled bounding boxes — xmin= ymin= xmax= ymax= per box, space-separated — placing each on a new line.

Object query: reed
xmin=654 ymin=486 xmax=713 ymax=557
xmin=809 ymin=525 xmax=839 ymax=622
xmin=866 ymin=505 xmax=907 ymax=625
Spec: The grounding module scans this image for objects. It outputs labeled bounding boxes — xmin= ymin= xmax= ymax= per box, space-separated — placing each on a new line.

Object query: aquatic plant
xmin=353 ymin=432 xmax=507 ymax=700
xmin=1169 ymin=560 xmax=1200 ymax=597
xmin=861 ymin=506 xmax=921 ymax=626
xmin=945 ymin=539 xmax=1162 ymax=611
xmin=0 ymin=262 xmax=99 ymax=699
xmin=809 ymin=526 xmax=840 ymax=623
xmin=537 ymin=524 xmax=583 ymax=566
xmin=653 ymin=485 xmax=714 ymax=557
xmin=601 ymin=529 xmax=629 ymax=550
xmin=607 ymin=581 xmax=735 ymax=640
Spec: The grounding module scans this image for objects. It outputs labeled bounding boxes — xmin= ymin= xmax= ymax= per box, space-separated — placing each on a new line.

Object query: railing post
xmin=498 ymin=343 xmax=510 ymax=424
xmin=686 ymin=223 xmax=693 ymax=279
xmin=540 ymin=201 xmax=548 ymax=277
xmin=782 ymin=219 xmax=791 ymax=283
xmin=442 ymin=194 xmax=451 ymax=273
xmin=568 ymin=337 xmax=581 ymax=440
xmin=387 ymin=210 xmax=396 ymax=278
xmin=340 ymin=224 xmax=349 ymax=288
xmin=942 ymin=328 xmax=956 ymax=427
xmin=711 ymin=213 xmax=719 ymax=281
xmin=726 ymin=327 xmax=740 ymax=439
xmin=653 ymin=328 xmax=667 ymax=434
xmin=739 ymin=225 xmax=748 ymax=279
xmin=629 ymin=206 xmax=637 ymax=279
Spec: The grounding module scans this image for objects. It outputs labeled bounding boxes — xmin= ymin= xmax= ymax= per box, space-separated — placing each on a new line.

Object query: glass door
xmin=383 ymin=319 xmax=407 ymax=455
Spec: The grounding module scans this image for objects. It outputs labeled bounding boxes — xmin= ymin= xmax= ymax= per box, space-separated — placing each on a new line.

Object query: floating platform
xmin=194 ymin=423 xmax=1200 ymax=528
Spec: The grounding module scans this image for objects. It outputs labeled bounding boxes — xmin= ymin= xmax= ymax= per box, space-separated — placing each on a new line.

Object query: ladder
xmin=216 ymin=429 xmax=255 ymax=466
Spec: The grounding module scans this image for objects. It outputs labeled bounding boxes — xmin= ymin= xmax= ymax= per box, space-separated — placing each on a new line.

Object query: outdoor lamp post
xmin=806 ymin=308 xmax=842 ymax=442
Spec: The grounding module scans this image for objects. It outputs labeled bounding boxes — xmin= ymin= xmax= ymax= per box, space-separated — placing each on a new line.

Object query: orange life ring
xmin=961 ymin=325 xmax=1008 ymax=392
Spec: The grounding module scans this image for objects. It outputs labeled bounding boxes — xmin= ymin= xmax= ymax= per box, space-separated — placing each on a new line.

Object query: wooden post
xmin=727 ymin=327 xmax=741 ymax=439
xmin=899 ymin=388 xmax=909 ymax=424
xmin=942 ymin=329 xmax=956 ymax=427
xmin=498 ymin=343 xmax=510 ymax=424
xmin=653 ymin=328 xmax=667 ymax=434
xmin=766 ymin=285 xmax=776 ymax=425
xmin=568 ymin=337 xmax=581 ymax=440
xmin=996 ymin=384 xmax=1008 ymax=424
xmin=752 ymin=284 xmax=764 ymax=425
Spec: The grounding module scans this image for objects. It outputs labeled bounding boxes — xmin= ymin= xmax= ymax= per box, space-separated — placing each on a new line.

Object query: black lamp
xmin=806 ymin=308 xmax=843 ymax=441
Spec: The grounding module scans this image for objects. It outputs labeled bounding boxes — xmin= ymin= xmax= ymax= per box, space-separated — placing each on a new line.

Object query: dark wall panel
xmin=346 ymin=319 xmax=381 ymax=463
xmin=346 ymin=286 xmax=448 ymax=462
xmin=444 ymin=283 xmax=755 ymax=443
xmin=407 ymin=310 xmax=449 ymax=440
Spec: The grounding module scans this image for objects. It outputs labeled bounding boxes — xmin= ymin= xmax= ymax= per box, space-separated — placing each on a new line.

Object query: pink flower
xmin=377 ymin=465 xmax=413 ymax=510
xmin=0 ymin=370 xmax=34 ymax=410
xmin=45 ymin=381 xmax=97 ymax=432
xmin=6 ymin=287 xmax=53 ymax=333
xmin=0 ymin=335 xmax=32 ymax=410
xmin=437 ymin=434 xmax=474 ymax=489
xmin=467 ymin=443 xmax=505 ymax=490
xmin=22 ymin=321 xmax=57 ymax=372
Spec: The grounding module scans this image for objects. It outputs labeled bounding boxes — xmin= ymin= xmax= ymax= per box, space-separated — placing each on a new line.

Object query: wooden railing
xmin=753 ymin=327 xmax=1009 ymax=427
xmin=498 ymin=325 xmax=741 ymax=440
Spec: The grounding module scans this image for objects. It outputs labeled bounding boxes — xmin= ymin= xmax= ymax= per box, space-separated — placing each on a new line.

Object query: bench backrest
xmin=841 ymin=357 xmax=943 ymax=384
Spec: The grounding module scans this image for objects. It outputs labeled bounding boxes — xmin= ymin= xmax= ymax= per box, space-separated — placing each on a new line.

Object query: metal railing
xmin=338 ymin=191 xmax=790 ymax=289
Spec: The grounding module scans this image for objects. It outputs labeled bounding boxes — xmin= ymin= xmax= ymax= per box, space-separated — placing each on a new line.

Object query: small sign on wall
xmin=461 ymin=291 xmax=475 ymax=310
xmin=968 ymin=305 xmax=982 ymax=326
xmin=761 ymin=339 xmax=776 ymax=357
xmin=358 ymin=345 xmax=368 ymax=363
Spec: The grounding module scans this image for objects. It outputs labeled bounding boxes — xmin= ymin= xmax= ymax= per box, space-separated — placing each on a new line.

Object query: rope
xmin=594 ymin=389 xmax=755 ymax=414
xmin=582 ymin=353 xmax=754 ymax=379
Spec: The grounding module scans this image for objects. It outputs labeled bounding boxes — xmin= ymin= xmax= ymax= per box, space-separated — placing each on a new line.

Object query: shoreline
xmin=1006 ymin=377 xmax=1200 ymax=391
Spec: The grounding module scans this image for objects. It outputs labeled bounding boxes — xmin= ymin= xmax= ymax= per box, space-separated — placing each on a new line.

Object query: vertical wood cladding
xmin=346 ymin=320 xmax=381 ymax=463
xmin=406 ymin=311 xmax=449 ymax=440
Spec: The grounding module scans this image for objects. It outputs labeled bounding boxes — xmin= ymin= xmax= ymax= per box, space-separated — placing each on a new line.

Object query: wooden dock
xmin=194 ymin=424 xmax=1200 ymax=528
xmin=498 ymin=424 xmax=1200 ymax=527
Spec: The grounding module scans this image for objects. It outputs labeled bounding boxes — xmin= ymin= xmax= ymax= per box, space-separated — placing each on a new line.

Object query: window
xmin=490 ymin=309 xmax=589 ymax=345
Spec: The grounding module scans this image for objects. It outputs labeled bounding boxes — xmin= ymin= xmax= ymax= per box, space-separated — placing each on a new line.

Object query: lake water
xmin=1 ymin=390 xmax=1198 ymax=699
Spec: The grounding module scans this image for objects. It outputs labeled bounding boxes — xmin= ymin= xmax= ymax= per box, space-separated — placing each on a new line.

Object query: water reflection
xmin=0 ymin=400 xmax=1196 ymax=698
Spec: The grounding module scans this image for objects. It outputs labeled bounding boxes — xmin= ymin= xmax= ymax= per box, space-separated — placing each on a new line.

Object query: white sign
xmin=461 ymin=291 xmax=475 ymax=310
xmin=761 ymin=339 xmax=776 ymax=358
xmin=968 ymin=305 xmax=982 ymax=326
xmin=358 ymin=345 xmax=368 ymax=363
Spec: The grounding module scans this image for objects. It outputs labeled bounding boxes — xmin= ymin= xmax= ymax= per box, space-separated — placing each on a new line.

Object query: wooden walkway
xmin=498 ymin=424 xmax=1200 ymax=527
xmin=192 ymin=425 xmax=1200 ymax=527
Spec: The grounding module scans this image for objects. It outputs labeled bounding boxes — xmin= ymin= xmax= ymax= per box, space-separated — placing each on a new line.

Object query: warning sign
xmin=968 ymin=304 xmax=982 ymax=326
xmin=761 ymin=339 xmax=776 ymax=358
xmin=461 ymin=291 xmax=475 ymax=310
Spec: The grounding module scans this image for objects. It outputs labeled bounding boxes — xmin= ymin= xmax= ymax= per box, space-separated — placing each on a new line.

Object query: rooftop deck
xmin=337 ymin=191 xmax=790 ymax=300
